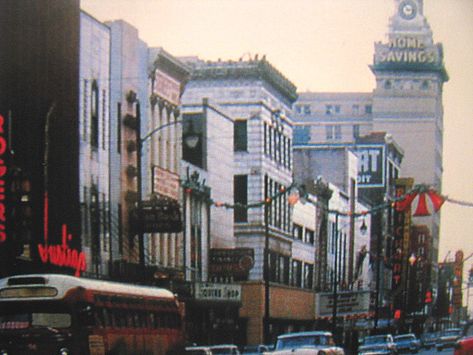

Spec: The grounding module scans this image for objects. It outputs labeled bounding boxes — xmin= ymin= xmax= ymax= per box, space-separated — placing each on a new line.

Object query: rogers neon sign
xmin=38 ymin=224 xmax=86 ymax=277
xmin=0 ymin=115 xmax=7 ymax=243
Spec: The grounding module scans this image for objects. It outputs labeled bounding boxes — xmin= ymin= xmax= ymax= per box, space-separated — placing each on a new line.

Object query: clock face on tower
xmin=399 ymin=0 xmax=417 ymax=20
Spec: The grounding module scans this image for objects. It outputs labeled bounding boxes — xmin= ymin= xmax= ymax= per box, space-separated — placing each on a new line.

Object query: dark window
xmin=117 ymin=102 xmax=121 ymax=153
xmin=91 ymin=80 xmax=99 ymax=148
xmin=234 ymin=175 xmax=248 ymax=222
xmin=305 ymin=229 xmax=315 ymax=244
xmin=292 ymin=260 xmax=302 ymax=287
xmin=304 ymin=263 xmax=314 ymax=289
xmin=234 ymin=120 xmax=247 ymax=151
xmin=293 ymin=224 xmax=303 ymax=240
xmin=182 ymin=113 xmax=205 ymax=168
xmin=365 ymin=105 xmax=372 ymax=114
xmin=353 ymin=124 xmax=360 ymax=138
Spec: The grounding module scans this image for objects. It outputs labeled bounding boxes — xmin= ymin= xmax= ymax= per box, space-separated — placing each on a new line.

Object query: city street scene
xmin=0 ymin=0 xmax=472 ymax=354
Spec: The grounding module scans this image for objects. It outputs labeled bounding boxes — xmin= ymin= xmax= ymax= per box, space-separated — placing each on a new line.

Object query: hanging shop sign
xmin=152 ymin=166 xmax=179 ymax=200
xmin=316 ymin=290 xmax=370 ymax=318
xmin=194 ymin=282 xmax=241 ymax=302
xmin=209 ymin=248 xmax=254 ymax=279
xmin=0 ymin=115 xmax=7 ymax=243
xmin=355 ymin=145 xmax=385 ymax=188
xmin=37 ymin=224 xmax=86 ymax=277
xmin=130 ymin=198 xmax=182 ymax=234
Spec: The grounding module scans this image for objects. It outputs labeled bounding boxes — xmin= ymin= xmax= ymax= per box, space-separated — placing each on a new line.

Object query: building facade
xmin=293 ymin=0 xmax=447 ymax=323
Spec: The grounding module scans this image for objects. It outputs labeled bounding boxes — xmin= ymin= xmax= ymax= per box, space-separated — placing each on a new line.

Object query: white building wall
xmin=79 ymin=12 xmax=111 ymax=275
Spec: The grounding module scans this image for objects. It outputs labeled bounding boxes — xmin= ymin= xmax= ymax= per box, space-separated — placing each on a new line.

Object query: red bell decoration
xmin=395 ymin=187 xmax=445 ymax=216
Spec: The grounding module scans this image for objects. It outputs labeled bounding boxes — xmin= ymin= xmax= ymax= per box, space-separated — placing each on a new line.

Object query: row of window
xmin=293 ymin=223 xmax=315 ymax=245
xmin=268 ymin=252 xmax=314 ymax=289
xmin=295 ymin=103 xmax=373 ymax=116
xmin=263 ymin=122 xmax=292 ymax=169
xmin=326 ymin=124 xmax=361 ymax=140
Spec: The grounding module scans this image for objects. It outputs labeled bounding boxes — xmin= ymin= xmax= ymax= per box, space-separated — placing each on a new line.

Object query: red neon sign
xmin=38 ymin=224 xmax=86 ymax=276
xmin=0 ymin=115 xmax=7 ymax=243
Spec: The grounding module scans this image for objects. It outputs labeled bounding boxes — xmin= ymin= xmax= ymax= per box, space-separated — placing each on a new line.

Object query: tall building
xmin=0 ymin=0 xmax=82 ymax=276
xmin=371 ymin=0 xmax=448 ymax=265
xmin=293 ymin=0 xmax=447 ymax=320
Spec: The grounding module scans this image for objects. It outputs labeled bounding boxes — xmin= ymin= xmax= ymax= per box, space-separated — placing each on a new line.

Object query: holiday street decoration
xmin=395 ymin=185 xmax=445 ymax=216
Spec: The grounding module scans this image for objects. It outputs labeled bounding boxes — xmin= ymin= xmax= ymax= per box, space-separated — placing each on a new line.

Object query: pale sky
xmin=80 ymin=0 xmax=473 ymax=269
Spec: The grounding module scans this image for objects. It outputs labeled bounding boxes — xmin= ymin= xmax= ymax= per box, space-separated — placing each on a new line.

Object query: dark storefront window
xmin=234 ymin=175 xmax=248 ymax=222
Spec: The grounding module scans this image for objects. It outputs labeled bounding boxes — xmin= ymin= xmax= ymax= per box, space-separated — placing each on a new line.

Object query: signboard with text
xmin=154 ymin=70 xmax=180 ymax=106
xmin=355 ymin=145 xmax=385 ymax=188
xmin=316 ymin=290 xmax=370 ymax=318
xmin=194 ymin=282 xmax=241 ymax=302
xmin=152 ymin=166 xmax=180 ymax=200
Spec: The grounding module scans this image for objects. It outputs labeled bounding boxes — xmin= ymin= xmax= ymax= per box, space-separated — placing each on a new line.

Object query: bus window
xmin=33 ymin=313 xmax=71 ymax=328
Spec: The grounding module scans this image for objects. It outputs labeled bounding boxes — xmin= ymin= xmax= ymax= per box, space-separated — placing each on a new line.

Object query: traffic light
xmin=425 ymin=290 xmax=433 ymax=304
xmin=394 ymin=309 xmax=401 ymax=320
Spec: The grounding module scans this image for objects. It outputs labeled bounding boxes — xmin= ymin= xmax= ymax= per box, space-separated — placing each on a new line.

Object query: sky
xmin=80 ymin=0 xmax=473 ymax=269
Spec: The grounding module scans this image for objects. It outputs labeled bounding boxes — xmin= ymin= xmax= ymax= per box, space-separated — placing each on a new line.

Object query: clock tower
xmin=371 ymin=0 xmax=448 ymax=267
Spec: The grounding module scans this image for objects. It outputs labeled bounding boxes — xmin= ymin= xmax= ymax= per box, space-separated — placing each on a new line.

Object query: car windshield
xmin=276 ymin=334 xmax=334 ymax=349
xmin=395 ymin=335 xmax=414 ymax=341
xmin=364 ymin=336 xmax=388 ymax=344
xmin=211 ymin=347 xmax=237 ymax=354
xmin=422 ymin=333 xmax=436 ymax=339
xmin=443 ymin=329 xmax=461 ymax=336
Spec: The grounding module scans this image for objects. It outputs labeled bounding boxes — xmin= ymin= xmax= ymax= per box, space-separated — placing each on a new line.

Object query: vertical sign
xmin=0 ymin=115 xmax=8 ymax=243
xmin=392 ymin=178 xmax=413 ymax=311
xmin=453 ymin=250 xmax=463 ymax=307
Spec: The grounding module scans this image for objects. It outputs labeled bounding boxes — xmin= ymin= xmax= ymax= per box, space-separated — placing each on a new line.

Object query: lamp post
xmin=134 ymin=101 xmax=199 ymax=279
xmin=332 ymin=212 xmax=339 ymax=337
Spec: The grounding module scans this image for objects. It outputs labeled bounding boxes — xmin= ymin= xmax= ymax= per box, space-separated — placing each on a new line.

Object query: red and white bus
xmin=0 ymin=273 xmax=185 ymax=355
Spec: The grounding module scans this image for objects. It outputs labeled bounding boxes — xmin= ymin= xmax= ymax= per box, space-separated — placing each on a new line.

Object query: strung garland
xmin=181 ymin=180 xmax=473 ymax=219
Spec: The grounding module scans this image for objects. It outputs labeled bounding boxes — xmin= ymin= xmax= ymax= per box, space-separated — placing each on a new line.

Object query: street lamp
xmin=133 ymin=98 xmax=199 ymax=279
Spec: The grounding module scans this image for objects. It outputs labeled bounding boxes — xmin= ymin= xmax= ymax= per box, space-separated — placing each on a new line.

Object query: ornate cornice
xmin=188 ymin=58 xmax=298 ymax=104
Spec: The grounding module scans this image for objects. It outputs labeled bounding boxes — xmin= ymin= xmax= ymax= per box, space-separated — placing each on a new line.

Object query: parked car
xmin=268 ymin=330 xmax=345 ymax=354
xmin=454 ymin=321 xmax=473 ymax=355
xmin=185 ymin=344 xmax=241 ymax=354
xmin=185 ymin=346 xmax=213 ymax=355
xmin=436 ymin=328 xmax=462 ymax=351
xmin=210 ymin=344 xmax=241 ymax=354
xmin=393 ymin=333 xmax=421 ymax=353
xmin=358 ymin=334 xmax=397 ymax=355
xmin=242 ymin=344 xmax=270 ymax=354
xmin=419 ymin=332 xmax=437 ymax=349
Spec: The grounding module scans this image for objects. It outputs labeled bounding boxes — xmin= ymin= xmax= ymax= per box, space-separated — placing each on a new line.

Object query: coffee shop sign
xmin=194 ymin=282 xmax=241 ymax=302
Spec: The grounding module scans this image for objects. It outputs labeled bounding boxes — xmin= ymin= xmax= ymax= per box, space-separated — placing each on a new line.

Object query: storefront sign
xmin=0 ymin=115 xmax=7 ymax=243
xmin=37 ymin=224 xmax=86 ymax=277
xmin=209 ymin=248 xmax=254 ymax=278
xmin=355 ymin=145 xmax=385 ymax=187
xmin=130 ymin=198 xmax=182 ymax=234
xmin=194 ymin=282 xmax=241 ymax=302
xmin=316 ymin=290 xmax=370 ymax=317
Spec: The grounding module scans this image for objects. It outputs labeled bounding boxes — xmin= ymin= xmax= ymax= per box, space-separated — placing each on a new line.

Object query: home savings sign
xmin=0 ymin=115 xmax=8 ymax=244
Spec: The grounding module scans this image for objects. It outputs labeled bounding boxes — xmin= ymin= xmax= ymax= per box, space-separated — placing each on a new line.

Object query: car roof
xmin=277 ymin=331 xmax=332 ymax=339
